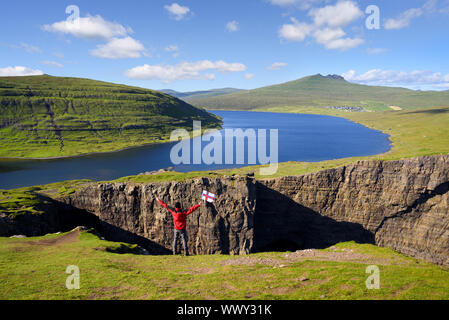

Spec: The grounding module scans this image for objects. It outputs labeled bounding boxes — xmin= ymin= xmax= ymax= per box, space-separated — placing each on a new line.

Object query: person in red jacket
xmin=155 ymin=196 xmax=201 ymax=256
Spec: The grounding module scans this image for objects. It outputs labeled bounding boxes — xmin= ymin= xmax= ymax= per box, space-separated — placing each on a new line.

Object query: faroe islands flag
xmin=202 ymin=190 xmax=216 ymax=203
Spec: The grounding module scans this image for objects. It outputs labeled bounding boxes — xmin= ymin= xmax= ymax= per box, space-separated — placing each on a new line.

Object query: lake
xmin=0 ymin=110 xmax=391 ymax=189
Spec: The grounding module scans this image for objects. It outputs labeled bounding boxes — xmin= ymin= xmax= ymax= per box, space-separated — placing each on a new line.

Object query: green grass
xmin=209 ymin=106 xmax=449 ymax=179
xmin=189 ymin=74 xmax=449 ymax=111
xmin=0 ymin=75 xmax=222 ymax=159
xmin=0 ymin=230 xmax=448 ymax=300
xmin=111 ymin=171 xmax=224 ymax=184
xmin=0 ymin=180 xmax=92 ymax=218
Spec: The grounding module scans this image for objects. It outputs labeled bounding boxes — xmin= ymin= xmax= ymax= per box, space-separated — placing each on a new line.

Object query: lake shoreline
xmin=0 ymin=110 xmax=393 ymax=189
xmin=0 ymin=123 xmax=225 ymax=162
xmin=0 ymin=110 xmax=393 ymax=162
xmin=0 ymin=140 xmax=169 ymax=162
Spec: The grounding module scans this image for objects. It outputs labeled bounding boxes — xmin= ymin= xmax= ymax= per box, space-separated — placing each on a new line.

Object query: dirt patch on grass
xmin=284 ymin=248 xmax=394 ymax=265
xmin=25 ymin=228 xmax=81 ymax=247
xmin=184 ymin=267 xmax=216 ymax=275
xmin=10 ymin=228 xmax=82 ymax=252
xmin=220 ymin=247 xmax=397 ymax=267
xmin=219 ymin=256 xmax=285 ymax=267
xmin=270 ymin=278 xmax=331 ymax=296
xmin=393 ymin=283 xmax=415 ymax=297
xmin=86 ymin=286 xmax=133 ymax=300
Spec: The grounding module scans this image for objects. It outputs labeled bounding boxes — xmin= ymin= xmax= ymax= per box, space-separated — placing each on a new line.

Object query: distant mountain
xmin=186 ymin=74 xmax=449 ymax=112
xmin=0 ymin=75 xmax=221 ymax=158
xmin=161 ymin=88 xmax=244 ymax=101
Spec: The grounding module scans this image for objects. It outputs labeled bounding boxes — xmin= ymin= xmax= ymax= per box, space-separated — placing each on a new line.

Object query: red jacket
xmin=157 ymin=199 xmax=201 ymax=230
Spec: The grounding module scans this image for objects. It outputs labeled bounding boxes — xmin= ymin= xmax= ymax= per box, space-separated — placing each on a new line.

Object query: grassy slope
xmin=0 ymin=75 xmax=222 ymax=158
xmin=181 ymin=75 xmax=449 ymax=179
xmin=161 ymin=88 xmax=243 ymax=100
xmin=0 ymin=229 xmax=448 ymax=300
xmin=211 ymin=106 xmax=449 ymax=179
xmin=188 ymin=74 xmax=449 ymax=112
xmin=0 ymin=180 xmax=92 ymax=218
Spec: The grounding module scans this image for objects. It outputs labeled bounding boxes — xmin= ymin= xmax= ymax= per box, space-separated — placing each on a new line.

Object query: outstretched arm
xmin=185 ymin=203 xmax=201 ymax=216
xmin=155 ymin=197 xmax=175 ymax=214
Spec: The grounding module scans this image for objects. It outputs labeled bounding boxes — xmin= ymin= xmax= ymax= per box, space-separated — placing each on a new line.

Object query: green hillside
xmin=187 ymin=74 xmax=449 ymax=112
xmin=0 ymin=75 xmax=222 ymax=158
xmin=161 ymin=87 xmax=243 ymax=100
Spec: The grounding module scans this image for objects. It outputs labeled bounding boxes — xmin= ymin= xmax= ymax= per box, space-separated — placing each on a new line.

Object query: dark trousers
xmin=173 ymin=229 xmax=188 ymax=254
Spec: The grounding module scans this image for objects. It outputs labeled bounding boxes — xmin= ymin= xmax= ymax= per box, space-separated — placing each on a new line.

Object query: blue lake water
xmin=0 ymin=110 xmax=391 ymax=189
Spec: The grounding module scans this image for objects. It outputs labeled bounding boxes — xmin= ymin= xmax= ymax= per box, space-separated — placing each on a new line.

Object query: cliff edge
xmin=1 ymin=155 xmax=448 ymax=265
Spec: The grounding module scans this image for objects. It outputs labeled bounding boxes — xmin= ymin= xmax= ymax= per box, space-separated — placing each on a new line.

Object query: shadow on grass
xmin=402 ymin=108 xmax=449 ymax=115
xmin=1 ymin=193 xmax=171 ymax=255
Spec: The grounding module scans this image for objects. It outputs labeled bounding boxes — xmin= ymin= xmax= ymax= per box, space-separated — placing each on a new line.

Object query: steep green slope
xmin=0 ymin=75 xmax=222 ymax=158
xmin=188 ymin=74 xmax=449 ymax=111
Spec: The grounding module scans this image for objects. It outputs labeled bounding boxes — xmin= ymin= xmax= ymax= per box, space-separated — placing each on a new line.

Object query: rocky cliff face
xmin=64 ymin=175 xmax=256 ymax=255
xmin=257 ymin=155 xmax=449 ymax=265
xmin=2 ymin=155 xmax=448 ymax=265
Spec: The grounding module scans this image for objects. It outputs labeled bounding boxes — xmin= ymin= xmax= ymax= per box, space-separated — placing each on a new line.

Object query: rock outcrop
xmin=257 ymin=155 xmax=449 ymax=265
xmin=1 ymin=155 xmax=448 ymax=265
xmin=64 ymin=175 xmax=256 ymax=255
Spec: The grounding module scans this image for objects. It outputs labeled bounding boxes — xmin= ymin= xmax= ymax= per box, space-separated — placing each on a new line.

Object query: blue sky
xmin=1 ymin=0 xmax=449 ymax=91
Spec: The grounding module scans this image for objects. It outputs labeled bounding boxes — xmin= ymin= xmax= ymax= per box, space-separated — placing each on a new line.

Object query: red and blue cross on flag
xmin=202 ymin=190 xmax=216 ymax=203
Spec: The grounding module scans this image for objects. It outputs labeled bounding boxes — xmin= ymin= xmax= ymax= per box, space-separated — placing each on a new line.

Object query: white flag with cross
xmin=202 ymin=190 xmax=216 ymax=203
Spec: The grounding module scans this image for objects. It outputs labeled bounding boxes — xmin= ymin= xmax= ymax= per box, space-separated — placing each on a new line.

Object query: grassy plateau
xmin=1 ymin=228 xmax=448 ymax=300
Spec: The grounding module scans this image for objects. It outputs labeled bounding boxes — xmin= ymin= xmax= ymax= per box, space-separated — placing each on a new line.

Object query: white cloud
xmin=90 ymin=37 xmax=146 ymax=59
xmin=226 ymin=20 xmax=240 ymax=32
xmin=312 ymin=25 xmax=366 ymax=52
xmin=384 ymin=0 xmax=439 ymax=30
xmin=0 ymin=66 xmax=44 ymax=77
xmin=384 ymin=8 xmax=423 ymax=30
xmin=165 ymin=45 xmax=179 ymax=52
xmin=10 ymin=43 xmax=42 ymax=54
xmin=279 ymin=17 xmax=313 ymax=42
xmin=245 ymin=73 xmax=255 ymax=79
xmin=125 ymin=60 xmax=247 ymax=83
xmin=164 ymin=3 xmax=191 ymax=21
xmin=278 ymin=1 xmax=364 ymax=50
xmin=366 ymin=48 xmax=388 ymax=55
xmin=309 ymin=1 xmax=363 ymax=27
xmin=322 ymin=37 xmax=363 ymax=50
xmin=279 ymin=1 xmax=365 ymax=51
xmin=313 ymin=27 xmax=346 ymax=44
xmin=343 ymin=69 xmax=449 ymax=88
xmin=40 ymin=61 xmax=64 ymax=68
xmin=42 ymin=15 xmax=130 ymax=40
xmin=165 ymin=45 xmax=180 ymax=58
xmin=268 ymin=62 xmax=288 ymax=70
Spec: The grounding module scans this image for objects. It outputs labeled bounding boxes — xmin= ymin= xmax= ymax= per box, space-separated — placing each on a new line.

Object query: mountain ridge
xmin=185 ymin=74 xmax=449 ymax=112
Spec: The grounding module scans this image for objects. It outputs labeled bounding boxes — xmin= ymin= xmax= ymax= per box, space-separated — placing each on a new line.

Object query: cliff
xmin=64 ymin=175 xmax=256 ymax=255
xmin=2 ymin=155 xmax=448 ymax=265
xmin=257 ymin=155 xmax=449 ymax=265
